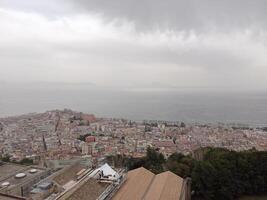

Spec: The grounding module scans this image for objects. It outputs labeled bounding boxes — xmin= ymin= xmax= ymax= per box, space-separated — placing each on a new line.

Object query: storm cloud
xmin=0 ymin=0 xmax=267 ymax=89
xmin=70 ymin=0 xmax=267 ymax=32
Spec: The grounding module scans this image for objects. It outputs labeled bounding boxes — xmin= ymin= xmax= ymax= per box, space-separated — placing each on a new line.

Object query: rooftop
xmin=144 ymin=171 xmax=184 ymax=200
xmin=112 ymin=167 xmax=184 ymax=200
xmin=112 ymin=167 xmax=154 ymax=200
xmin=0 ymin=166 xmax=45 ymax=188
xmin=66 ymin=179 xmax=108 ymax=200
xmin=0 ymin=163 xmax=26 ymax=180
xmin=53 ymin=163 xmax=85 ymax=186
xmin=0 ymin=193 xmax=26 ymax=200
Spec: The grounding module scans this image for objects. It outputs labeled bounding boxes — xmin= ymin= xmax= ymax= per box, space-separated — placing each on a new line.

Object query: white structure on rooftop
xmin=30 ymin=169 xmax=37 ymax=173
xmin=15 ymin=173 xmax=26 ymax=178
xmin=90 ymin=163 xmax=119 ymax=181
xmin=1 ymin=182 xmax=10 ymax=187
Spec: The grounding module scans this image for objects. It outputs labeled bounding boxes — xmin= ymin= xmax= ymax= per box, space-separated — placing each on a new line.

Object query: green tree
xmin=144 ymin=147 xmax=165 ymax=174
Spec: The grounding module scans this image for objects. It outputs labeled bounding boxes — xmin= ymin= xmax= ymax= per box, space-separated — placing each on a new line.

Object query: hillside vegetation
xmin=107 ymin=147 xmax=267 ymax=200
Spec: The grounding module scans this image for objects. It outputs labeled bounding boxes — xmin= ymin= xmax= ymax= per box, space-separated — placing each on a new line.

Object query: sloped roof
xmin=112 ymin=168 xmax=184 ymax=200
xmin=144 ymin=171 xmax=183 ymax=200
xmin=53 ymin=163 xmax=84 ymax=186
xmin=66 ymin=179 xmax=108 ymax=200
xmin=112 ymin=167 xmax=155 ymax=200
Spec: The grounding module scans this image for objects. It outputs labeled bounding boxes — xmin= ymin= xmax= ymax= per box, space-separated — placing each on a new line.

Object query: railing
xmin=96 ymin=172 xmax=126 ymax=200
xmin=54 ymin=168 xmax=93 ymax=200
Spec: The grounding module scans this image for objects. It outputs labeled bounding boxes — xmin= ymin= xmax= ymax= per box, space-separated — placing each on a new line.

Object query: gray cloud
xmin=0 ymin=0 xmax=267 ymax=89
xmin=2 ymin=0 xmax=267 ymax=31
xmin=70 ymin=0 xmax=267 ymax=32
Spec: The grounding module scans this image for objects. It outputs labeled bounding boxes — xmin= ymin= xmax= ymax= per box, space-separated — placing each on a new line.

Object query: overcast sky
xmin=0 ymin=0 xmax=267 ymax=89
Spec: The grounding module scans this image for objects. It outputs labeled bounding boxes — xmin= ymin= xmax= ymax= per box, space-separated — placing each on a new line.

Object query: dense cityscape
xmin=0 ymin=109 xmax=267 ymax=200
xmin=2 ymin=0 xmax=267 ymax=199
xmin=1 ymin=109 xmax=266 ymax=165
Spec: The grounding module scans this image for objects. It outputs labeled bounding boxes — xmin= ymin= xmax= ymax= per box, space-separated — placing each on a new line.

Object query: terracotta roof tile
xmin=112 ymin=168 xmax=184 ymax=200
xmin=144 ymin=171 xmax=183 ymax=200
xmin=112 ymin=167 xmax=154 ymax=200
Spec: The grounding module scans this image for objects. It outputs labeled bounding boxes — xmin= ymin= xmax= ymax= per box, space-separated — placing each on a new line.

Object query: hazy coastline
xmin=1 ymin=83 xmax=267 ymax=126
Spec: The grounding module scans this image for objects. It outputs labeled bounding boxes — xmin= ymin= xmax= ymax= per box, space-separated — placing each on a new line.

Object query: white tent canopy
xmin=90 ymin=163 xmax=119 ymax=180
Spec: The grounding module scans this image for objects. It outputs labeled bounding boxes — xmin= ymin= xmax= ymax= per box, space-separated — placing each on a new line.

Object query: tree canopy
xmin=107 ymin=147 xmax=267 ymax=200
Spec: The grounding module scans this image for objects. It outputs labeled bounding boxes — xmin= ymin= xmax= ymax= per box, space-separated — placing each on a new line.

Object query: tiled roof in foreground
xmin=112 ymin=167 xmax=154 ymax=200
xmin=144 ymin=171 xmax=184 ymax=200
xmin=112 ymin=167 xmax=184 ymax=200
